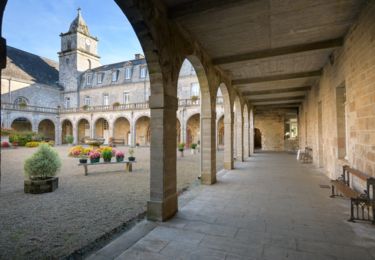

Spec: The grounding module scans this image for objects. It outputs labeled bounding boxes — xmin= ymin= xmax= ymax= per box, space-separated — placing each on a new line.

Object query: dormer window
xmin=84 ymin=96 xmax=91 ymax=106
xmin=125 ymin=67 xmax=132 ymax=80
xmin=140 ymin=66 xmax=147 ymax=79
xmin=86 ymin=74 xmax=92 ymax=86
xmin=112 ymin=70 xmax=119 ymax=82
xmin=97 ymin=73 xmax=104 ymax=84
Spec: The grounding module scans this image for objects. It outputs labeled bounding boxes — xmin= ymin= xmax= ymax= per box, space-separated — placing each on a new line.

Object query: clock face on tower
xmin=85 ymin=39 xmax=91 ymax=46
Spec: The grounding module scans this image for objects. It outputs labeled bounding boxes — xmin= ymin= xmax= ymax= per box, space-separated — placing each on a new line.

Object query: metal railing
xmin=1 ymin=103 xmax=59 ymax=114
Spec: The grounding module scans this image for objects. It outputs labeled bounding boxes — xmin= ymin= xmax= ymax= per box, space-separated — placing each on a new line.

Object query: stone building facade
xmin=1 ymin=10 xmax=224 ymax=146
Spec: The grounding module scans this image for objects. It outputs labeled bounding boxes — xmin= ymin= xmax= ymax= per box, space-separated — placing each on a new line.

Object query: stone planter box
xmin=24 ymin=177 xmax=59 ymax=194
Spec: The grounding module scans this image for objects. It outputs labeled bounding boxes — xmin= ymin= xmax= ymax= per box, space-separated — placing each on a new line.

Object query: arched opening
xmin=77 ymin=119 xmax=90 ymax=144
xmin=61 ymin=119 xmax=73 ymax=144
xmin=14 ymin=96 xmax=29 ymax=106
xmin=216 ymin=83 xmax=233 ymax=170
xmin=176 ymin=119 xmax=181 ymax=144
xmin=95 ymin=118 xmax=110 ymax=144
xmin=186 ymin=113 xmax=200 ymax=148
xmin=38 ymin=119 xmax=55 ymax=141
xmin=217 ymin=115 xmax=224 ymax=149
xmin=135 ymin=116 xmax=150 ymax=146
xmin=11 ymin=117 xmax=32 ymax=132
xmin=254 ymin=128 xmax=262 ymax=149
xmin=113 ymin=117 xmax=131 ymax=145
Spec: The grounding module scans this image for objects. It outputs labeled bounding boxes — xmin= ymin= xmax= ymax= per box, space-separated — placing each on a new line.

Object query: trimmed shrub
xmin=190 ymin=143 xmax=197 ymax=149
xmin=9 ymin=131 xmax=36 ymax=146
xmin=25 ymin=141 xmax=40 ymax=148
xmin=24 ymin=144 xmax=61 ymax=179
xmin=178 ymin=143 xmax=185 ymax=151
xmin=65 ymin=135 xmax=74 ymax=144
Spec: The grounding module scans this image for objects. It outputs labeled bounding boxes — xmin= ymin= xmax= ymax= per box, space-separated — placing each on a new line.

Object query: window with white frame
xmin=140 ymin=66 xmax=147 ymax=78
xmin=84 ymin=96 xmax=91 ymax=106
xmin=103 ymin=94 xmax=109 ymax=106
xmin=86 ymin=74 xmax=92 ymax=86
xmin=190 ymin=82 xmax=199 ymax=97
xmin=65 ymin=97 xmax=71 ymax=108
xmin=123 ymin=92 xmax=130 ymax=104
xmin=112 ymin=70 xmax=119 ymax=82
xmin=125 ymin=67 xmax=132 ymax=80
xmin=97 ymin=73 xmax=104 ymax=84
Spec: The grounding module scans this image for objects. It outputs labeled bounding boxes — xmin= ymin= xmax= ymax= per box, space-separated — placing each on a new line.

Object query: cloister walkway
xmin=88 ymin=152 xmax=375 ymax=260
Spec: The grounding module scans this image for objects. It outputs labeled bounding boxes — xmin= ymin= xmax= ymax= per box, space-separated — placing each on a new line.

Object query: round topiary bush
xmin=24 ymin=144 xmax=61 ymax=180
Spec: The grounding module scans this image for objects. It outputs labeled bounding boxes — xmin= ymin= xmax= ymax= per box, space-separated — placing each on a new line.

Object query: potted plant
xmin=18 ymin=101 xmax=27 ymax=109
xmin=112 ymin=102 xmax=120 ymax=109
xmin=82 ymin=104 xmax=89 ymax=111
xmin=115 ymin=151 xmax=125 ymax=162
xmin=128 ymin=148 xmax=135 ymax=161
xmin=191 ymin=143 xmax=197 ymax=154
xmin=178 ymin=143 xmax=185 ymax=157
xmin=65 ymin=135 xmax=74 ymax=145
xmin=1 ymin=141 xmax=10 ymax=148
xmin=24 ymin=144 xmax=61 ymax=194
xmin=89 ymin=150 xmax=100 ymax=163
xmin=10 ymin=134 xmax=19 ymax=147
xmin=1 ymin=127 xmax=13 ymax=143
xmin=78 ymin=154 xmax=88 ymax=164
xmin=191 ymin=95 xmax=199 ymax=102
xmin=102 ymin=149 xmax=113 ymax=162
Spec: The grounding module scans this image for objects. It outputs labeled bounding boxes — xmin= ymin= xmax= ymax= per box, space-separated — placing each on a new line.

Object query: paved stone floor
xmin=88 ymin=152 xmax=375 ymax=260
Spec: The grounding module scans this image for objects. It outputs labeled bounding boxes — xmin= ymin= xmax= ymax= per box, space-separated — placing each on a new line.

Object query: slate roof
xmin=3 ymin=46 xmax=59 ymax=86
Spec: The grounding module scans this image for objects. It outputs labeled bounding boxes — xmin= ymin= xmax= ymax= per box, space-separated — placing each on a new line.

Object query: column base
xmin=147 ymin=193 xmax=178 ymax=222
xmin=224 ymin=161 xmax=234 ymax=170
xmin=201 ymin=172 xmax=216 ymax=185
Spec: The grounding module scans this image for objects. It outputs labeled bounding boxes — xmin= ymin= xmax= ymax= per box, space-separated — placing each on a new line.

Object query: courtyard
xmin=0 ymin=146 xmax=223 ymax=259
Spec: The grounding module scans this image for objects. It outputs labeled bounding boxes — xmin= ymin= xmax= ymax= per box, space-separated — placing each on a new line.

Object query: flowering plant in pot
xmin=128 ymin=148 xmax=135 ymax=161
xmin=89 ymin=150 xmax=100 ymax=163
xmin=115 ymin=151 xmax=125 ymax=162
xmin=24 ymin=144 xmax=61 ymax=194
xmin=178 ymin=143 xmax=185 ymax=157
xmin=102 ymin=149 xmax=113 ymax=162
xmin=190 ymin=143 xmax=197 ymax=154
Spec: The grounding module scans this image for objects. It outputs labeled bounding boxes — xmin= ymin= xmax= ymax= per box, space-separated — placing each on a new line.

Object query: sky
xmin=3 ymin=0 xmax=143 ymax=64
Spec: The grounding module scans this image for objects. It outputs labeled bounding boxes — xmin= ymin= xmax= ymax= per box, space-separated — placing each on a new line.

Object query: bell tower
xmin=58 ymin=8 xmax=100 ymax=91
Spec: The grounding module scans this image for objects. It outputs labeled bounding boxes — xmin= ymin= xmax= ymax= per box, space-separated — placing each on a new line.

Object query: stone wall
xmin=300 ymin=2 xmax=375 ymax=178
xmin=254 ymin=110 xmax=285 ymax=151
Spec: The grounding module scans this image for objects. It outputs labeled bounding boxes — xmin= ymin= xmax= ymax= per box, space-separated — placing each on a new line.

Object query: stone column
xmin=200 ymin=110 xmax=216 ymax=185
xmin=224 ymin=113 xmax=234 ymax=169
xmin=249 ymin=108 xmax=255 ymax=155
xmin=55 ymin=117 xmax=61 ymax=145
xmin=236 ymin=112 xmax=244 ymax=162
xmin=131 ymin=123 xmax=136 ymax=147
xmin=243 ymin=115 xmax=249 ymax=158
xmin=147 ymin=94 xmax=178 ymax=221
xmin=73 ymin=125 xmax=78 ymax=145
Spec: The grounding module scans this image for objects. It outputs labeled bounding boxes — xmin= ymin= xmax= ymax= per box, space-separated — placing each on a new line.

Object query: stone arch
xmin=217 ymin=115 xmax=224 ymax=148
xmin=11 ymin=117 xmax=32 ymax=132
xmin=94 ymin=117 xmax=110 ymax=143
xmin=233 ymin=95 xmax=244 ymax=162
xmin=113 ymin=117 xmax=131 ymax=145
xmin=217 ymin=82 xmax=234 ymax=169
xmin=77 ymin=118 xmax=90 ymax=144
xmin=135 ymin=116 xmax=150 ymax=146
xmin=61 ymin=119 xmax=73 ymax=144
xmin=38 ymin=119 xmax=55 ymax=141
xmin=186 ymin=113 xmax=200 ymax=148
xmin=14 ymin=96 xmax=29 ymax=106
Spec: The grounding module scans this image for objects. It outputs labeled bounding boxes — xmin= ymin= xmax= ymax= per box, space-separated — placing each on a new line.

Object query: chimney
xmin=134 ymin=53 xmax=144 ymax=60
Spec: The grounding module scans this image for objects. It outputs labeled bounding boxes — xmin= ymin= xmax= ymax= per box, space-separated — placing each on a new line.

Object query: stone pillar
xmin=243 ymin=118 xmax=249 ymax=158
xmin=200 ymin=110 xmax=216 ymax=185
xmin=55 ymin=117 xmax=61 ymax=145
xmin=131 ymin=123 xmax=136 ymax=147
xmin=73 ymin=125 xmax=78 ymax=145
xmin=236 ymin=112 xmax=244 ymax=161
xmin=147 ymin=94 xmax=178 ymax=221
xmin=249 ymin=108 xmax=254 ymax=155
xmin=224 ymin=112 xmax=234 ymax=169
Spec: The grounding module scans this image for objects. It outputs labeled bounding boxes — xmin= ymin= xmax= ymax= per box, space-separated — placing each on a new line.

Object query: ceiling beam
xmin=233 ymin=70 xmax=322 ymax=85
xmin=213 ymin=38 xmax=343 ymax=65
xmin=168 ymin=0 xmax=249 ymax=19
xmin=248 ymin=95 xmax=305 ymax=103
xmin=242 ymin=86 xmax=311 ymax=96
xmin=255 ymin=104 xmax=300 ymax=109
xmin=251 ymin=99 xmax=304 ymax=105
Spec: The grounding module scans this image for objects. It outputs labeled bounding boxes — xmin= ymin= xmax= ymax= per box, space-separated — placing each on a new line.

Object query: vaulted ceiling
xmin=164 ymin=0 xmax=365 ymax=108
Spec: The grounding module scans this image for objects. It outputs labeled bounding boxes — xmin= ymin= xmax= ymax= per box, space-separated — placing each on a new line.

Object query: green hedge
xmin=9 ymin=132 xmax=44 ymax=146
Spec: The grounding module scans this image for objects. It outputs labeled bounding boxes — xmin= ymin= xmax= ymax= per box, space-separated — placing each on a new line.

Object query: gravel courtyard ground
xmin=0 ymin=146 xmax=224 ymax=259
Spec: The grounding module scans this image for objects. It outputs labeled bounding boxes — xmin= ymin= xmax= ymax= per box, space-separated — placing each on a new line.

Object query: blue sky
xmin=3 ymin=0 xmax=143 ymax=64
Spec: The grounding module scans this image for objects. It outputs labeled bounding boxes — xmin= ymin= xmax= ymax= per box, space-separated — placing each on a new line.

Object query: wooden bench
xmin=330 ymin=165 xmax=375 ymax=224
xmin=78 ymin=160 xmax=136 ymax=176
xmin=109 ymin=138 xmax=125 ymax=146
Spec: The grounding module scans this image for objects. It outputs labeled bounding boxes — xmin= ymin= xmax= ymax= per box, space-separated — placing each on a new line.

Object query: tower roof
xmin=68 ymin=8 xmax=90 ymax=35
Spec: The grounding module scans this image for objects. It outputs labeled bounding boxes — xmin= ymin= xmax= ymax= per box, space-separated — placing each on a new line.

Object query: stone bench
xmin=330 ymin=165 xmax=375 ymax=224
xmin=78 ymin=160 xmax=136 ymax=176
